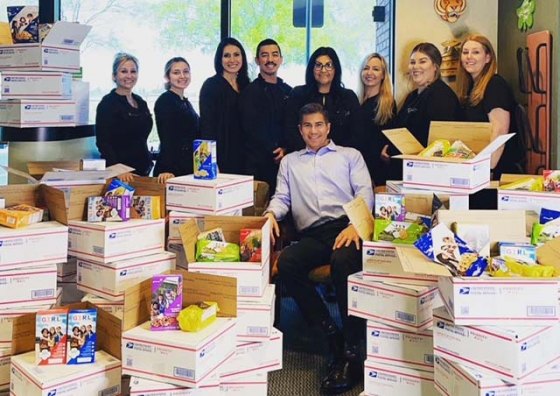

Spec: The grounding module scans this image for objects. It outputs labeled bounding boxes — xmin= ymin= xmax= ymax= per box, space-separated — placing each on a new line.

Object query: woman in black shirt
xmin=356 ymin=53 xmax=396 ymax=187
xmin=96 ymin=52 xmax=153 ymax=181
xmin=199 ymin=37 xmax=250 ymax=174
xmin=153 ymin=57 xmax=200 ymax=183
xmin=456 ymin=34 xmax=526 ymax=179
xmin=285 ymin=47 xmax=361 ymax=152
xmin=384 ymin=43 xmax=460 ymax=180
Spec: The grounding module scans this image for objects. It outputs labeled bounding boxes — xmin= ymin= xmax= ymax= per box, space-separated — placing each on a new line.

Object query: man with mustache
xmin=240 ymin=38 xmax=292 ymax=197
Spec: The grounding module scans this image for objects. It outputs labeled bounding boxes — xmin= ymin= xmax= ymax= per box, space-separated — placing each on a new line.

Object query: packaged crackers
xmin=151 ymin=274 xmax=183 ymax=331
xmin=87 ymin=196 xmax=130 ymax=222
xmin=0 ymin=204 xmax=44 ymax=228
xmin=67 ymin=309 xmax=97 ymax=364
xmin=131 ymin=196 xmax=161 ymax=220
xmin=36 ymin=308 xmax=68 ymax=365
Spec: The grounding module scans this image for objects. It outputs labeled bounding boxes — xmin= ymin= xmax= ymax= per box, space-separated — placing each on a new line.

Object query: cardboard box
xmin=129 ymin=375 xmax=220 ymax=395
xmin=167 ymin=238 xmax=188 ymax=270
xmin=1 ymin=71 xmax=72 ymax=99
xmin=122 ymin=318 xmax=237 ymax=387
xmin=76 ymin=251 xmax=176 ymax=301
xmin=166 ymin=174 xmax=253 ymax=214
xmin=364 ymin=360 xmax=437 ymax=396
xmin=386 ymin=181 xmax=470 ymax=210
xmin=362 ymin=241 xmax=438 ymax=286
xmin=68 ymin=219 xmax=165 ymax=264
xmin=348 ymin=272 xmax=441 ymax=332
xmin=58 ymin=279 xmax=85 ymax=305
xmin=433 ymin=305 xmax=560 ymax=384
xmin=220 ymin=328 xmax=282 ymax=380
xmin=219 ymin=372 xmax=267 ymax=395
xmin=383 ymin=122 xmax=513 ymax=193
xmin=0 ymin=99 xmax=76 ymax=127
xmin=438 ymin=275 xmax=560 ymax=326
xmin=0 ymin=22 xmax=91 ymax=72
xmin=10 ymin=350 xmax=121 ymax=396
xmin=0 ymin=305 xmax=56 ymax=351
xmin=498 ymin=189 xmax=560 ymax=212
xmin=434 ymin=356 xmax=560 ymax=396
xmin=0 ymin=348 xmax=10 ymax=392
xmin=366 ymin=321 xmax=434 ymax=371
xmin=57 ymin=257 xmax=77 ymax=277
xmin=168 ymin=210 xmax=241 ymax=240
xmin=0 ymin=265 xmax=57 ymax=308
xmin=236 ymin=284 xmax=275 ymax=341
xmin=181 ymin=216 xmax=271 ymax=297
xmin=80 ymin=294 xmax=123 ymax=320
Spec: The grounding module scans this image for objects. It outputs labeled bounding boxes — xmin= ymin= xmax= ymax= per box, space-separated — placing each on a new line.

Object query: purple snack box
xmin=150 ymin=274 xmax=183 ymax=331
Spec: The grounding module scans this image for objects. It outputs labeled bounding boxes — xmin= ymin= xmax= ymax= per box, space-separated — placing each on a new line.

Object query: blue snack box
xmin=66 ymin=308 xmax=97 ymax=364
xmin=193 ymin=139 xmax=218 ymax=180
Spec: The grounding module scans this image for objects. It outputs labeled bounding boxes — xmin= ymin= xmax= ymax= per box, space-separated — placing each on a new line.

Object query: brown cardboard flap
xmin=343 ymin=196 xmax=374 ymax=241
xmin=396 ymin=246 xmax=453 ymax=276
xmin=382 ymin=128 xmax=424 ymax=155
xmin=537 ymin=238 xmax=560 ymax=276
xmin=11 ymin=302 xmax=122 ymax=359
xmin=180 ymin=219 xmax=202 ymax=263
xmin=405 ymin=194 xmax=441 ymax=216
xmin=428 ymin=121 xmax=492 ymax=153
xmin=203 ymin=216 xmax=267 ymax=242
xmin=0 ymin=184 xmax=42 ymax=207
xmin=122 ymin=270 xmax=237 ymax=332
xmin=27 ymin=160 xmax=81 ymax=178
xmin=435 ymin=210 xmax=527 ymax=251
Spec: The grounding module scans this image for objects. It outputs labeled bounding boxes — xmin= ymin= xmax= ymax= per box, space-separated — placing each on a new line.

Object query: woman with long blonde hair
xmin=456 ymin=34 xmax=526 ymax=178
xmin=356 ymin=53 xmax=396 ymax=186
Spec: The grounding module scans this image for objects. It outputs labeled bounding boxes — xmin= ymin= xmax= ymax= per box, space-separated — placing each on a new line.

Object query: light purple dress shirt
xmin=266 ymin=140 xmax=374 ymax=232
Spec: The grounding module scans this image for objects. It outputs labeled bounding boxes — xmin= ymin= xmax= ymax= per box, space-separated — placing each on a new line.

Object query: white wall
xmin=394 ymin=0 xmax=498 ymax=103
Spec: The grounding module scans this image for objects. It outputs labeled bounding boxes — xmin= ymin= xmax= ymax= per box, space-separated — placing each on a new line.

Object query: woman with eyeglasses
xmin=96 ymin=52 xmax=154 ymax=182
xmin=153 ymin=57 xmax=200 ymax=183
xmin=285 ymin=47 xmax=362 ymax=152
xmin=383 ymin=43 xmax=460 ymax=179
xmin=356 ymin=53 xmax=396 ymax=187
xmin=199 ymin=37 xmax=250 ymax=174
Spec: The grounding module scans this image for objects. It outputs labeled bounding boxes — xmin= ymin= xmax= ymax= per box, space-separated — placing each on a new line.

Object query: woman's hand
xmin=157 ymin=172 xmax=175 ymax=184
xmin=380 ymin=144 xmax=390 ymax=163
xmin=118 ymin=172 xmax=135 ymax=183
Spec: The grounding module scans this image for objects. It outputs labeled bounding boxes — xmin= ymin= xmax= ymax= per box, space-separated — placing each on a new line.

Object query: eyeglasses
xmin=314 ymin=62 xmax=334 ymax=71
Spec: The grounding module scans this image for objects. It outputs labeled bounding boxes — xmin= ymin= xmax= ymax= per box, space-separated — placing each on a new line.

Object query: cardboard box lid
xmin=383 ymin=122 xmax=513 ymax=164
xmin=42 ymin=21 xmax=92 ymax=48
xmin=27 ymin=160 xmax=81 ymax=179
xmin=167 ymin=173 xmax=253 ymax=187
xmin=122 ymin=270 xmax=237 ymax=333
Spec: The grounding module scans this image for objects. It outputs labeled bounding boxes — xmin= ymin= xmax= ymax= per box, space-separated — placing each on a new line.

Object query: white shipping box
xmin=168 ymin=210 xmax=241 ymax=239
xmin=386 ymin=180 xmax=470 ymax=209
xmin=220 ymin=372 xmax=267 ymax=395
xmin=383 ymin=122 xmax=512 ymax=194
xmin=166 ymin=174 xmax=253 ymax=214
xmin=1 ymin=71 xmax=72 ymax=99
xmin=10 ymin=350 xmax=121 ymax=396
xmin=76 ymin=251 xmax=176 ymax=301
xmin=434 ymin=356 xmax=560 ymax=396
xmin=433 ymin=305 xmax=560 ymax=384
xmin=0 ymin=265 xmax=57 ymax=308
xmin=122 ymin=318 xmax=237 ymax=388
xmin=366 ymin=321 xmax=434 ymax=371
xmin=438 ymin=276 xmax=560 ymax=326
xmin=362 ymin=241 xmax=438 ymax=286
xmin=0 ymin=348 xmax=10 ymax=391
xmin=0 ymin=99 xmax=75 ymax=127
xmin=129 ymin=375 xmax=220 ymax=395
xmin=236 ymin=284 xmax=275 ymax=341
xmin=68 ymin=219 xmax=165 ymax=264
xmin=498 ymin=189 xmax=560 ymax=212
xmin=80 ymin=294 xmax=123 ymax=320
xmin=364 ymin=360 xmax=437 ymax=396
xmin=220 ymin=329 xmax=282 ymax=380
xmin=0 ymin=221 xmax=67 ymax=270
xmin=348 ymin=272 xmax=442 ymax=332
xmin=167 ymin=238 xmax=188 ymax=270
xmin=0 ymin=22 xmax=91 ymax=72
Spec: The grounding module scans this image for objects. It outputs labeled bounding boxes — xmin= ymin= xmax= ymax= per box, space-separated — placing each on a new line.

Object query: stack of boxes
xmin=0 ymin=21 xmax=92 ymax=128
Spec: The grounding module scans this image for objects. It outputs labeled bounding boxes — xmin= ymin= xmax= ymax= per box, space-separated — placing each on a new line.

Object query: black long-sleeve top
xmin=199 ymin=75 xmax=244 ymax=174
xmin=284 ymin=85 xmax=362 ymax=152
xmin=95 ymin=89 xmax=153 ymax=176
xmin=239 ymin=74 xmax=292 ymax=193
xmin=153 ymin=90 xmax=200 ymax=177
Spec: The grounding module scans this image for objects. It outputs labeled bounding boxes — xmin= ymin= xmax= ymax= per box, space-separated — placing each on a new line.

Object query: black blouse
xmin=95 ymin=89 xmax=153 ymax=176
xmin=153 ymin=90 xmax=200 ymax=177
xmin=199 ymin=75 xmax=244 ymax=174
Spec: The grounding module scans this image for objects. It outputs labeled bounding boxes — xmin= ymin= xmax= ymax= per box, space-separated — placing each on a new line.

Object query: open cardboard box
xmin=383 ymin=122 xmax=513 ymax=193
xmin=498 ymin=173 xmax=560 ymax=213
xmin=8 ymin=271 xmax=237 ymax=360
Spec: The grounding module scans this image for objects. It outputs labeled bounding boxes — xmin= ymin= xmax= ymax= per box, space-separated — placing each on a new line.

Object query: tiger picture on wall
xmin=434 ymin=0 xmax=467 ymax=23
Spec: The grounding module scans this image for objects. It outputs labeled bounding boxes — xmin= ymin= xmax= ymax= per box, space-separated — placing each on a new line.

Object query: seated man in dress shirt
xmin=264 ymin=102 xmax=374 ymax=395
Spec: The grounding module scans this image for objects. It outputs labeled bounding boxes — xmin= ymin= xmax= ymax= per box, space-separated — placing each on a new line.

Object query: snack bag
xmin=195 ymin=240 xmax=240 ymax=262
xmin=178 ymin=302 xmax=218 ymax=332
xmin=489 ymin=256 xmax=555 ymax=278
xmin=151 ymin=275 xmax=183 ymax=331
xmin=418 ymin=139 xmax=450 ymax=157
xmin=543 ymin=170 xmax=560 ymax=192
xmin=240 ymin=229 xmax=262 ymax=262
xmin=444 ymin=140 xmax=475 ymax=159
xmin=531 ymin=222 xmax=560 ymax=245
xmin=500 ymin=177 xmax=543 ymax=191
xmin=414 ymin=223 xmax=487 ymax=276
